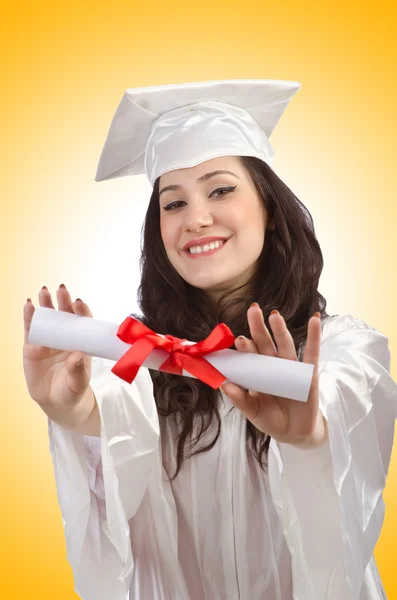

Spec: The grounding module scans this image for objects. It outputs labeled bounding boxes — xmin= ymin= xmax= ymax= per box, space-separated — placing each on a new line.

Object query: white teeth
xmin=188 ymin=240 xmax=224 ymax=254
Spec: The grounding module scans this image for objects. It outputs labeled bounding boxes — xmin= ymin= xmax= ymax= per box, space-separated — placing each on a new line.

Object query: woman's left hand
xmin=221 ymin=304 xmax=327 ymax=448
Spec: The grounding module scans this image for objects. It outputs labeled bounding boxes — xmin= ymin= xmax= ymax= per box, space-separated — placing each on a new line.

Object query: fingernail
xmin=76 ymin=357 xmax=84 ymax=367
xmin=236 ymin=335 xmax=246 ymax=341
xmin=314 ymin=311 xmax=321 ymax=319
xmin=41 ymin=286 xmax=47 ymax=291
xmin=27 ymin=298 xmax=31 ymax=303
xmin=271 ymin=309 xmax=279 ymax=315
xmin=250 ymin=302 xmax=259 ymax=308
xmin=75 ymin=298 xmax=82 ymax=302
xmin=59 ymin=284 xmax=66 ymax=289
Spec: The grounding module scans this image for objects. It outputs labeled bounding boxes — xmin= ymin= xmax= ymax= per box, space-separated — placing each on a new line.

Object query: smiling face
xmin=159 ymin=156 xmax=269 ymax=303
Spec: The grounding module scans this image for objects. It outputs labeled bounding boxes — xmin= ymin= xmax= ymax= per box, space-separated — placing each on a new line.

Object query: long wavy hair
xmin=135 ymin=156 xmax=329 ymax=479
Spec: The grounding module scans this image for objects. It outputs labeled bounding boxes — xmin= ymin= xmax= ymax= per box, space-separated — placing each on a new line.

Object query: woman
xmin=23 ymin=80 xmax=397 ymax=599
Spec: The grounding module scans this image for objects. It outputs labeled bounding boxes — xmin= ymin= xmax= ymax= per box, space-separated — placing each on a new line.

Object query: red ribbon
xmin=111 ymin=317 xmax=235 ymax=389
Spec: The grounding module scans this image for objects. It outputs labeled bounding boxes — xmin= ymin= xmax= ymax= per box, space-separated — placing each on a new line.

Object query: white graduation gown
xmin=47 ymin=314 xmax=397 ymax=599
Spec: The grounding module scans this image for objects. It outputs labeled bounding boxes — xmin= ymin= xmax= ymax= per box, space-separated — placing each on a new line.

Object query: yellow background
xmin=2 ymin=0 xmax=396 ymax=597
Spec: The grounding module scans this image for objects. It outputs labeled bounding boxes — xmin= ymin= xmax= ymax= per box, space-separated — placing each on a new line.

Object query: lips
xmin=182 ymin=236 xmax=229 ymax=252
xmin=184 ymin=238 xmax=228 ymax=258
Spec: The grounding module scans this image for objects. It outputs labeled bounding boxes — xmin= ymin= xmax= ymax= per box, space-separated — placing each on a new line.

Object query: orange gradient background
xmin=2 ymin=1 xmax=396 ymax=598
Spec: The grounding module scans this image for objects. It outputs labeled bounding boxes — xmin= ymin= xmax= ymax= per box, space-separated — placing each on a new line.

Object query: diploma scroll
xmin=28 ymin=307 xmax=314 ymax=402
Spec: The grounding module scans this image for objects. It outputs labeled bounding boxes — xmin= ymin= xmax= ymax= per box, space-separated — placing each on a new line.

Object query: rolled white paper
xmin=28 ymin=307 xmax=314 ymax=402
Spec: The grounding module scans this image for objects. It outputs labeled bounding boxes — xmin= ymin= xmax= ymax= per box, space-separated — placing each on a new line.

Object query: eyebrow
xmin=159 ymin=170 xmax=240 ymax=198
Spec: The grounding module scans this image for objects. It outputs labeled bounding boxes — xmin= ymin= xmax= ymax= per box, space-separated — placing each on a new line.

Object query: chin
xmin=187 ymin=279 xmax=225 ymax=291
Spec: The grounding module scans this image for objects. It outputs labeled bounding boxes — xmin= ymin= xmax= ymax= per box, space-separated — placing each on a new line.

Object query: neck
xmin=212 ymin=282 xmax=254 ymax=319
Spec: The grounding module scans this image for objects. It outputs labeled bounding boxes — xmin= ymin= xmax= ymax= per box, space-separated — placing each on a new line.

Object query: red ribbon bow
xmin=111 ymin=317 xmax=235 ymax=389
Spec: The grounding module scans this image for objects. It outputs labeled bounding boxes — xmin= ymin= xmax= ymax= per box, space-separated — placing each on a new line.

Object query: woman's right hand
xmin=23 ymin=284 xmax=99 ymax=434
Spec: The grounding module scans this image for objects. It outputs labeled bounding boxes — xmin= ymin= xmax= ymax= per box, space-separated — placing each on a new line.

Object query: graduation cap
xmin=95 ymin=79 xmax=301 ymax=186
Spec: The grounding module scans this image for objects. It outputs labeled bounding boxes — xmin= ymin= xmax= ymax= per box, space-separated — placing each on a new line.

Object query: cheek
xmin=233 ymin=201 xmax=266 ymax=237
xmin=159 ymin=220 xmax=166 ymax=247
xmin=159 ymin=217 xmax=172 ymax=247
xmin=160 ymin=218 xmax=180 ymax=258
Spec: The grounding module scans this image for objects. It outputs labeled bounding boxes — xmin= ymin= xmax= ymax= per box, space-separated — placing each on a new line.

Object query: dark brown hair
xmin=135 ymin=156 xmax=329 ymax=479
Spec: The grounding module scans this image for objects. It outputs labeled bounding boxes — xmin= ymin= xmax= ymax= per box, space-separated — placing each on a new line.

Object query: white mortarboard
xmin=95 ymin=79 xmax=301 ymax=186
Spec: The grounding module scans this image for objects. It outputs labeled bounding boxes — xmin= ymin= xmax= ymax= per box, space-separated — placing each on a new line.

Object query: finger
xmin=38 ymin=286 xmax=55 ymax=309
xmin=23 ymin=299 xmax=35 ymax=344
xmin=234 ymin=335 xmax=259 ymax=354
xmin=301 ymin=315 xmax=321 ymax=412
xmin=303 ymin=315 xmax=321 ymax=367
xmin=268 ymin=311 xmax=297 ymax=360
xmin=247 ymin=304 xmax=278 ymax=356
xmin=72 ymin=298 xmax=93 ymax=318
xmin=56 ymin=284 xmax=75 ymax=313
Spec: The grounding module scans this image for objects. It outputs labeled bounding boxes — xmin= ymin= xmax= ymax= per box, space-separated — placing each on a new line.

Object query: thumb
xmin=221 ymin=381 xmax=250 ymax=408
xmin=64 ymin=352 xmax=91 ymax=395
xmin=66 ymin=352 xmax=89 ymax=372
xmin=221 ymin=382 xmax=261 ymax=423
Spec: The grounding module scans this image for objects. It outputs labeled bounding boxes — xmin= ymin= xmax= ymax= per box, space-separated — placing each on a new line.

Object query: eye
xmin=210 ymin=186 xmax=237 ymax=198
xmin=162 ymin=200 xmax=186 ymax=212
xmin=162 ymin=186 xmax=237 ymax=212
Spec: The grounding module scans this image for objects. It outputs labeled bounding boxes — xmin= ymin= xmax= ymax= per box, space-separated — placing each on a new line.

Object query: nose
xmin=183 ymin=200 xmax=214 ymax=232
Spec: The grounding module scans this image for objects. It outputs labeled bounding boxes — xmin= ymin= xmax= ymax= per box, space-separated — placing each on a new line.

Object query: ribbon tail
xmin=160 ymin=354 xmax=226 ymax=389
xmin=112 ymin=337 xmax=156 ymax=384
xmin=159 ymin=357 xmax=183 ymax=376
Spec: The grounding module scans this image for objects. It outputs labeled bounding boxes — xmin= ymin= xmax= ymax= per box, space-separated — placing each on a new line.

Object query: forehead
xmin=159 ymin=156 xmax=244 ymax=187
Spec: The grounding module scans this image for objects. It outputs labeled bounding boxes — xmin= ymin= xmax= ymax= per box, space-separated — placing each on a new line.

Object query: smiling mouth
xmin=184 ymin=239 xmax=228 ymax=258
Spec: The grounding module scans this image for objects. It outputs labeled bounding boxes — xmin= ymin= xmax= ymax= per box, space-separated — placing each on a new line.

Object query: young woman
xmin=23 ymin=80 xmax=397 ymax=600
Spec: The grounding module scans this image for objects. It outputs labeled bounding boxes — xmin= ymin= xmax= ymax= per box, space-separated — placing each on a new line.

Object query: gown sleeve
xmin=47 ymin=356 xmax=160 ymax=600
xmin=268 ymin=314 xmax=397 ymax=600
